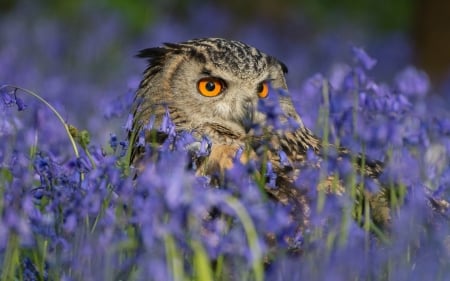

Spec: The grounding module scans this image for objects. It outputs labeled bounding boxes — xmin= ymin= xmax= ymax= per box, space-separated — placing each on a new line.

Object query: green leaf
xmin=0 ymin=168 xmax=13 ymax=183
xmin=192 ymin=240 xmax=214 ymax=281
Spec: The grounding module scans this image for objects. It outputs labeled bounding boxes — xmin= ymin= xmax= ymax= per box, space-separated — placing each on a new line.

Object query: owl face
xmin=134 ymin=38 xmax=291 ymax=141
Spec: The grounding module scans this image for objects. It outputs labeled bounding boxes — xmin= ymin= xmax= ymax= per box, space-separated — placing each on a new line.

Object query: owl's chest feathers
xmin=174 ymin=120 xmax=244 ymax=145
xmin=202 ymin=123 xmax=243 ymax=143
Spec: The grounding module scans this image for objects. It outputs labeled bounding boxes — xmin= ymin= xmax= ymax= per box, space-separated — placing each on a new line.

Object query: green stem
xmin=225 ymin=196 xmax=264 ymax=281
xmin=1 ymin=85 xmax=80 ymax=158
xmin=191 ymin=239 xmax=214 ymax=281
xmin=164 ymin=234 xmax=185 ymax=281
xmin=317 ymin=79 xmax=331 ymax=212
xmin=1 ymin=233 xmax=20 ymax=281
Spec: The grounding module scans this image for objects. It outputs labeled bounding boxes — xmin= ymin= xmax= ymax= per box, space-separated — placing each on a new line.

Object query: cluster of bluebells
xmin=271 ymin=48 xmax=450 ymax=280
xmin=1 ymin=44 xmax=450 ymax=281
xmin=1 ymin=3 xmax=450 ymax=278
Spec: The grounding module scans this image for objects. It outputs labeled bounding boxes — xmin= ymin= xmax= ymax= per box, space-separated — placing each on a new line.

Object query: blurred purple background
xmin=1 ymin=0 xmax=449 ymax=143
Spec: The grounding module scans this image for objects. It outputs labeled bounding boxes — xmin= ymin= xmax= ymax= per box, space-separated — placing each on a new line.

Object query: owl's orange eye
xmin=257 ymin=81 xmax=269 ymax=98
xmin=197 ymin=77 xmax=224 ymax=97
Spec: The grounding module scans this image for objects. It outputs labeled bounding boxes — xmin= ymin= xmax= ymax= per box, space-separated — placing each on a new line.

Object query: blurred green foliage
xmin=4 ymin=0 xmax=154 ymax=33
xmin=299 ymin=0 xmax=414 ymax=31
xmin=108 ymin=0 xmax=155 ymax=32
xmin=5 ymin=0 xmax=415 ymax=32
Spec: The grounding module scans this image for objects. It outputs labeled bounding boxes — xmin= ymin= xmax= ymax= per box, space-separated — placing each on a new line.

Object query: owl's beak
xmin=240 ymin=100 xmax=255 ymax=133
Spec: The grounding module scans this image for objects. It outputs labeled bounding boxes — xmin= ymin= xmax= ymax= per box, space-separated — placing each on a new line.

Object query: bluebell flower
xmin=197 ymin=135 xmax=212 ymax=157
xmin=0 ymin=85 xmax=27 ymax=111
xmin=15 ymin=95 xmax=27 ymax=111
xmin=0 ymin=110 xmax=23 ymax=137
xmin=380 ymin=148 xmax=422 ymax=186
xmin=22 ymin=257 xmax=49 ymax=281
xmin=351 ymin=46 xmax=377 ymax=70
xmin=159 ymin=108 xmax=176 ymax=136
xmin=0 ymin=87 xmax=16 ymax=107
xmin=33 ymin=153 xmax=54 ymax=182
xmin=75 ymin=155 xmax=92 ymax=173
xmin=123 ymin=113 xmax=133 ymax=132
xmin=395 ymin=66 xmax=430 ymax=98
xmin=103 ymin=87 xmax=135 ymax=119
xmin=257 ymin=86 xmax=286 ymax=130
xmin=329 ymin=63 xmax=352 ymax=91
xmin=136 ymin=129 xmax=146 ymax=147
xmin=265 ymin=161 xmax=277 ymax=189
xmin=119 ymin=140 xmax=128 ymax=153
xmin=278 ymin=150 xmax=290 ymax=167
xmin=144 ymin=114 xmax=156 ymax=130
xmin=433 ymin=116 xmax=450 ymax=136
xmin=109 ymin=133 xmax=118 ymax=150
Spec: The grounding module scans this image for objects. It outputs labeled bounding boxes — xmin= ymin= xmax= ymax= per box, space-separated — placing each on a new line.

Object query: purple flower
xmin=275 ymin=151 xmax=289 ymax=168
xmin=22 ymin=257 xmax=49 ymax=281
xmin=0 ymin=85 xmax=27 ymax=111
xmin=0 ymin=110 xmax=23 ymax=136
xmin=395 ymin=66 xmax=430 ymax=97
xmin=103 ymin=87 xmax=135 ymax=119
xmin=159 ymin=108 xmax=176 ymax=136
xmin=186 ymin=135 xmax=212 ymax=158
xmin=257 ymin=87 xmax=286 ymax=130
xmin=351 ymin=46 xmax=377 ymax=70
xmin=109 ymin=133 xmax=118 ymax=150
xmin=265 ymin=161 xmax=277 ymax=189
xmin=123 ymin=113 xmax=133 ymax=131
xmin=380 ymin=148 xmax=422 ymax=186
xmin=144 ymin=114 xmax=156 ymax=130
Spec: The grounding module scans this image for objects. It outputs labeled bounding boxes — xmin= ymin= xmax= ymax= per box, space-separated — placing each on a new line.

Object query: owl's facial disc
xmin=204 ymin=78 xmax=273 ymax=133
xmin=199 ymin=78 xmax=271 ymax=133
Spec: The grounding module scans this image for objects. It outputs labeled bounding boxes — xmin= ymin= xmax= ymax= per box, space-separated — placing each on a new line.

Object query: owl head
xmin=132 ymin=38 xmax=302 ymax=146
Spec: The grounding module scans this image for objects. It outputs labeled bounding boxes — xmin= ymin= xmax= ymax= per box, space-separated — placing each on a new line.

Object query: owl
xmin=129 ymin=38 xmax=388 ymax=232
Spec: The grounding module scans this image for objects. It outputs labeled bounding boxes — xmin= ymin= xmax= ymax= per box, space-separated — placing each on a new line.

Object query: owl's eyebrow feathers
xmin=200 ymin=68 xmax=212 ymax=76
